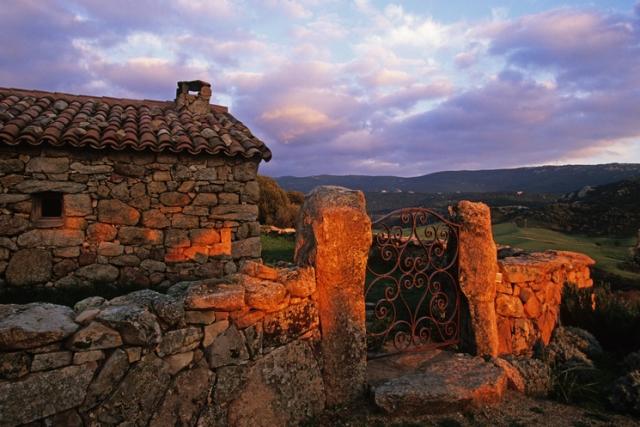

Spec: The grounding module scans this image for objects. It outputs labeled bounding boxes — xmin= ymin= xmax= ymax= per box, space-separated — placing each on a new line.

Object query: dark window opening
xmin=40 ymin=192 xmax=63 ymax=217
xmin=32 ymin=192 xmax=64 ymax=227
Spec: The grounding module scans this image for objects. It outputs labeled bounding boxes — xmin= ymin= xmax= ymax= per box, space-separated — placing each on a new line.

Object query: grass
xmin=492 ymin=222 xmax=640 ymax=282
xmin=261 ymin=233 xmax=295 ymax=265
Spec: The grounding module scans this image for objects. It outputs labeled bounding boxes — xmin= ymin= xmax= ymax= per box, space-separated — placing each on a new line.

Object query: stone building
xmin=0 ymin=80 xmax=271 ymax=294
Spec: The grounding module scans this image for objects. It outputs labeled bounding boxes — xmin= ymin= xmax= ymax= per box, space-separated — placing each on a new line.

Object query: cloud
xmin=488 ymin=8 xmax=640 ymax=90
xmin=1 ymin=1 xmax=639 ymax=178
xmin=90 ymin=57 xmax=210 ymax=99
xmin=0 ymin=0 xmax=95 ymax=90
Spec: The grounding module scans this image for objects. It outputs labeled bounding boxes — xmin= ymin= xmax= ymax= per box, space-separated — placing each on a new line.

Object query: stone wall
xmin=0 ymin=145 xmax=262 ymax=295
xmin=0 ymin=261 xmax=324 ymax=426
xmin=496 ymin=250 xmax=595 ymax=356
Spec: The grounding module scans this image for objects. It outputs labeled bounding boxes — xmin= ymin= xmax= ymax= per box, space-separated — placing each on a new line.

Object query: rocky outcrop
xmin=610 ymin=370 xmax=640 ymax=416
xmin=499 ymin=356 xmax=552 ymax=397
xmin=370 ymin=352 xmax=508 ymax=415
xmin=546 ymin=326 xmax=603 ymax=367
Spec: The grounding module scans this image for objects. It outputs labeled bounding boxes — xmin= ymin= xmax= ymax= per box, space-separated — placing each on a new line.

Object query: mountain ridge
xmin=275 ymin=163 xmax=640 ymax=194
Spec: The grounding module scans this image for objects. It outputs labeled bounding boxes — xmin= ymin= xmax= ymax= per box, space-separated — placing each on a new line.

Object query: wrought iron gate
xmin=365 ymin=207 xmax=462 ymax=357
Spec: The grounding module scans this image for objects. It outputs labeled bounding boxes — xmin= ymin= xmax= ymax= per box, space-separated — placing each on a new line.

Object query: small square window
xmin=32 ymin=192 xmax=64 ymax=227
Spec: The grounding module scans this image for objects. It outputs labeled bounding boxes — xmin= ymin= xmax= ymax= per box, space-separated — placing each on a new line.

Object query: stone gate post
xmin=294 ymin=186 xmax=372 ymax=406
xmin=455 ymin=201 xmax=499 ymax=357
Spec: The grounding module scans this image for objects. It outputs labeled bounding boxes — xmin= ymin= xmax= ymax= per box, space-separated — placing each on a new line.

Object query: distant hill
xmin=275 ymin=163 xmax=640 ymax=194
xmin=511 ymin=177 xmax=640 ymax=236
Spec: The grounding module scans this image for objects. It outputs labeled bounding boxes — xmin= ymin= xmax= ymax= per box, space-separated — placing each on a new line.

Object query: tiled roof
xmin=0 ymin=87 xmax=271 ymax=161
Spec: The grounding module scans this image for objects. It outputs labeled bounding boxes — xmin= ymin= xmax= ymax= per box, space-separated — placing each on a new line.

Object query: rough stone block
xmin=142 ymin=209 xmax=171 ymax=228
xmin=75 ymin=263 xmax=119 ymax=284
xmin=242 ymin=275 xmax=287 ymax=311
xmin=0 ymin=363 xmax=96 ymax=426
xmin=232 ymin=236 xmax=261 ymax=258
xmin=0 ymin=158 xmax=25 ymax=173
xmin=172 ymin=213 xmax=200 ymax=229
xmin=185 ymin=310 xmax=216 ymax=325
xmin=26 ymin=157 xmax=69 ymax=174
xmin=0 ymin=351 xmax=30 ymax=379
xmin=14 ymin=180 xmax=85 ymax=193
xmin=233 ymin=161 xmax=258 ymax=182
xmin=118 ymin=226 xmax=163 ymax=245
xmin=203 ymin=320 xmax=229 ymax=348
xmin=87 ymin=223 xmax=117 ymax=242
xmin=94 ymin=353 xmax=170 ymax=426
xmin=278 ymin=266 xmax=316 ymax=297
xmin=159 ymin=191 xmax=190 ymax=207
xmin=73 ymin=349 xmax=105 ymax=364
xmin=97 ymin=242 xmax=124 ymax=257
xmin=6 ymin=248 xmax=52 ymax=287
xmin=165 ymin=229 xmax=190 ymax=248
xmin=98 ymin=199 xmax=140 ymax=225
xmin=157 ymin=327 xmax=202 ymax=357
xmin=96 ymin=305 xmax=162 ymax=346
xmin=107 ymin=289 xmax=184 ymax=328
xmin=217 ymin=340 xmax=325 ymax=426
xmin=17 ymin=229 xmax=84 ymax=248
xmin=263 ymin=300 xmax=319 ymax=348
xmin=30 ymin=350 xmax=73 ymax=372
xmin=0 ymin=303 xmax=79 ymax=350
xmin=241 ymin=260 xmax=279 ymax=281
xmin=64 ymin=193 xmax=92 ymax=216
xmin=205 ymin=325 xmax=249 ymax=368
xmin=192 ymin=193 xmax=217 ymax=206
xmin=496 ymin=294 xmax=525 ymax=318
xmin=66 ymin=321 xmax=123 ymax=351
xmin=184 ymin=279 xmax=245 ymax=311
xmin=189 ymin=228 xmax=220 ymax=245
xmin=149 ymin=366 xmax=214 ymax=426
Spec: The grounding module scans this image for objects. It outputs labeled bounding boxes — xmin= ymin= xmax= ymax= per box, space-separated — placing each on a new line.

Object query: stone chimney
xmin=175 ymin=80 xmax=212 ymax=115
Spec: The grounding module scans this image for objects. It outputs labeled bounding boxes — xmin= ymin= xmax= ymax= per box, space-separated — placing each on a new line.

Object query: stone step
xmin=368 ymin=350 xmax=508 ymax=415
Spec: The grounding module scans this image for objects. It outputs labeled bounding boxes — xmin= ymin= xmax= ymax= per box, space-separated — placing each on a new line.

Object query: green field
xmin=492 ymin=223 xmax=639 ymax=281
xmin=261 ymin=233 xmax=295 ymax=265
xmin=262 ymin=223 xmax=640 ymax=283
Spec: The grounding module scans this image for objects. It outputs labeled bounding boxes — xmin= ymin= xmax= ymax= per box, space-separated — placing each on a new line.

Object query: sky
xmin=1 ymin=1 xmax=639 ymax=177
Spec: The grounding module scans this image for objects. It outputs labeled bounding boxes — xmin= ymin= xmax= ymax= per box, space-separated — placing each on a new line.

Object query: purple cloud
xmin=488 ymin=8 xmax=640 ymax=90
xmin=0 ymin=1 xmax=639 ymax=178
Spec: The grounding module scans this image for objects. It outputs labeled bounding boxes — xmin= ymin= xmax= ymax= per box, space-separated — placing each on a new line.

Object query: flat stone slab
xmin=0 ymin=303 xmax=79 ymax=350
xmin=369 ymin=350 xmax=508 ymax=415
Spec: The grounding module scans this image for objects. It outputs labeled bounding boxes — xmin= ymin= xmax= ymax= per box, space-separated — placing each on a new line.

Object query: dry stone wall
xmin=496 ymin=250 xmax=595 ymax=356
xmin=0 ymin=261 xmax=324 ymax=426
xmin=0 ymin=145 xmax=262 ymax=295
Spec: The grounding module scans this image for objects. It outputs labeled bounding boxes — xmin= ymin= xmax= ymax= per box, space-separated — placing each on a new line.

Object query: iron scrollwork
xmin=365 ymin=207 xmax=461 ymax=356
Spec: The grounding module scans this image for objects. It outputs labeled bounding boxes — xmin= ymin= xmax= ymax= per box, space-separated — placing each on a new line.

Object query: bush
xmin=561 ymin=284 xmax=640 ymax=355
xmin=257 ymin=175 xmax=302 ymax=228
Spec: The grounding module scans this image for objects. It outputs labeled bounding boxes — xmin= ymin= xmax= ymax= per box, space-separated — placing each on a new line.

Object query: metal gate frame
xmin=365 ymin=207 xmax=462 ymax=358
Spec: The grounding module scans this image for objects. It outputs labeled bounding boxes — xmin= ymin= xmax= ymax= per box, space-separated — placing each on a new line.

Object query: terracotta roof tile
xmin=0 ymin=87 xmax=271 ymax=161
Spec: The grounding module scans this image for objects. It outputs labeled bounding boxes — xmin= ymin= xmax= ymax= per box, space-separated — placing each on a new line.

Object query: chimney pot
xmin=175 ymin=80 xmax=212 ymax=114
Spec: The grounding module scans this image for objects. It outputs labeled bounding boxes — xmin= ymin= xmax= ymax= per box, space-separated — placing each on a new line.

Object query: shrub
xmin=560 ymin=284 xmax=640 ymax=355
xmin=257 ymin=175 xmax=302 ymax=228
